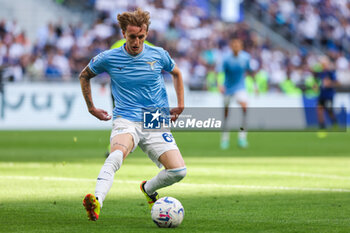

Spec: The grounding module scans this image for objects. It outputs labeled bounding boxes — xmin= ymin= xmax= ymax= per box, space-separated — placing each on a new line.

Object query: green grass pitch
xmin=0 ymin=130 xmax=349 ymax=232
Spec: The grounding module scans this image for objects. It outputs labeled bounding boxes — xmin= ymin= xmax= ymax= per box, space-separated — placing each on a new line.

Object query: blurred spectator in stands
xmin=27 ymin=53 xmax=45 ymax=81
xmin=44 ymin=53 xmax=62 ymax=80
xmin=53 ymin=49 xmax=71 ymax=81
xmin=57 ymin=30 xmax=75 ymax=53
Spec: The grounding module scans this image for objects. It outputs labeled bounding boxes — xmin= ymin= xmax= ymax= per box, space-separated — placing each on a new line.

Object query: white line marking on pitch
xmin=191 ymin=168 xmax=350 ymax=181
xmin=241 ymin=171 xmax=350 ymax=181
xmin=2 ymin=175 xmax=350 ymax=193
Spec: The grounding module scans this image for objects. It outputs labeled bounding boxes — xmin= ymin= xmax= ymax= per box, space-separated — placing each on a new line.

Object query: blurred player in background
xmin=220 ymin=38 xmax=252 ymax=149
xmin=79 ymin=8 xmax=186 ymax=221
xmin=315 ymin=56 xmax=339 ymax=138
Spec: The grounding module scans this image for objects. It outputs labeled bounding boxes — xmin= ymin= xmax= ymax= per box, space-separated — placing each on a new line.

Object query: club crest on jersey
xmin=146 ymin=61 xmax=157 ymax=70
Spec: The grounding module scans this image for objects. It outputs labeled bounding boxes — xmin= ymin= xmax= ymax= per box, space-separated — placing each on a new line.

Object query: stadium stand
xmin=0 ymin=0 xmax=349 ymax=93
xmin=248 ymin=0 xmax=350 ymax=55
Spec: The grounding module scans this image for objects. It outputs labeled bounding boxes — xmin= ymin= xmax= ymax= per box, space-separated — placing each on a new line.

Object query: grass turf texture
xmin=0 ymin=130 xmax=349 ymax=232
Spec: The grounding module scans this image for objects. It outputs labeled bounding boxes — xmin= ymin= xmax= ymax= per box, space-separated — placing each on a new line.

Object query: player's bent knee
xmin=167 ymin=166 xmax=187 ymax=183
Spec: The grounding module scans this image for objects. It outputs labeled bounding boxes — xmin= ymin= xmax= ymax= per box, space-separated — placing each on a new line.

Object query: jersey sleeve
xmin=88 ymin=51 xmax=108 ymax=75
xmin=160 ymin=49 xmax=176 ymax=72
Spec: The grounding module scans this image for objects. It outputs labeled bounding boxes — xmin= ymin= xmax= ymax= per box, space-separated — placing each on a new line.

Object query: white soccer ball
xmin=151 ymin=196 xmax=184 ymax=228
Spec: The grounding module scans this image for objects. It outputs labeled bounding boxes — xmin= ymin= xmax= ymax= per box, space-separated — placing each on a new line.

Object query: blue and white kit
xmin=222 ymin=50 xmax=251 ymax=105
xmin=89 ymin=43 xmax=175 ymax=122
xmin=88 ymin=44 xmax=179 ymax=167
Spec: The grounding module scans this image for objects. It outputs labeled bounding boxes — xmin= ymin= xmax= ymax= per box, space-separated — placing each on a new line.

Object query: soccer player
xmin=104 ymin=39 xmax=154 ymax=157
xmin=220 ymin=38 xmax=252 ymax=149
xmin=315 ymin=56 xmax=339 ymax=138
xmin=80 ymin=8 xmax=186 ymax=221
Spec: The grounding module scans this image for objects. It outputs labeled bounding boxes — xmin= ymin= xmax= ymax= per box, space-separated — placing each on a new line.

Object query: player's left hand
xmin=170 ymin=107 xmax=184 ymax=122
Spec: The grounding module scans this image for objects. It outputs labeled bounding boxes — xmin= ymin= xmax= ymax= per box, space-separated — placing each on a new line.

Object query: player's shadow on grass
xmin=2 ymin=192 xmax=350 ymax=233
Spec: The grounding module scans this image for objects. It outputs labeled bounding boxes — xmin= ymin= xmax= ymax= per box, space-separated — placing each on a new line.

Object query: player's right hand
xmin=89 ymin=108 xmax=112 ymax=121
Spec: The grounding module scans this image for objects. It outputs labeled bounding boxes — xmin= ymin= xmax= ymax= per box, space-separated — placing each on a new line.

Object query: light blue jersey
xmin=88 ymin=44 xmax=175 ymax=121
xmin=222 ymin=51 xmax=250 ymax=95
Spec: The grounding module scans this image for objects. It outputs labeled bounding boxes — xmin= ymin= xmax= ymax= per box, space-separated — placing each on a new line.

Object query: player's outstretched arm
xmin=79 ymin=65 xmax=111 ymax=121
xmin=170 ymin=65 xmax=184 ymax=122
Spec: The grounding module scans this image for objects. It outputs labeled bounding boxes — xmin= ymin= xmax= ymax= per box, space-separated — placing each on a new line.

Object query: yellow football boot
xmin=83 ymin=193 xmax=101 ymax=221
xmin=140 ymin=181 xmax=159 ymax=209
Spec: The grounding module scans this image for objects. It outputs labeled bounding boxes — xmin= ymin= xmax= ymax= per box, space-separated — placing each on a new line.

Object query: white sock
xmin=222 ymin=131 xmax=230 ymax=142
xmin=239 ymin=130 xmax=247 ymax=140
xmin=95 ymin=150 xmax=123 ymax=207
xmin=144 ymin=167 xmax=187 ymax=195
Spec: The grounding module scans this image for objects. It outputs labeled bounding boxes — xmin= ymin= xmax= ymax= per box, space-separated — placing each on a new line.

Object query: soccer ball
xmin=151 ymin=197 xmax=184 ymax=228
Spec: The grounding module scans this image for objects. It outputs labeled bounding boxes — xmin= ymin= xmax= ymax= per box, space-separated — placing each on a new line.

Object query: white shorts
xmin=110 ymin=118 xmax=179 ymax=168
xmin=224 ymin=90 xmax=248 ymax=107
